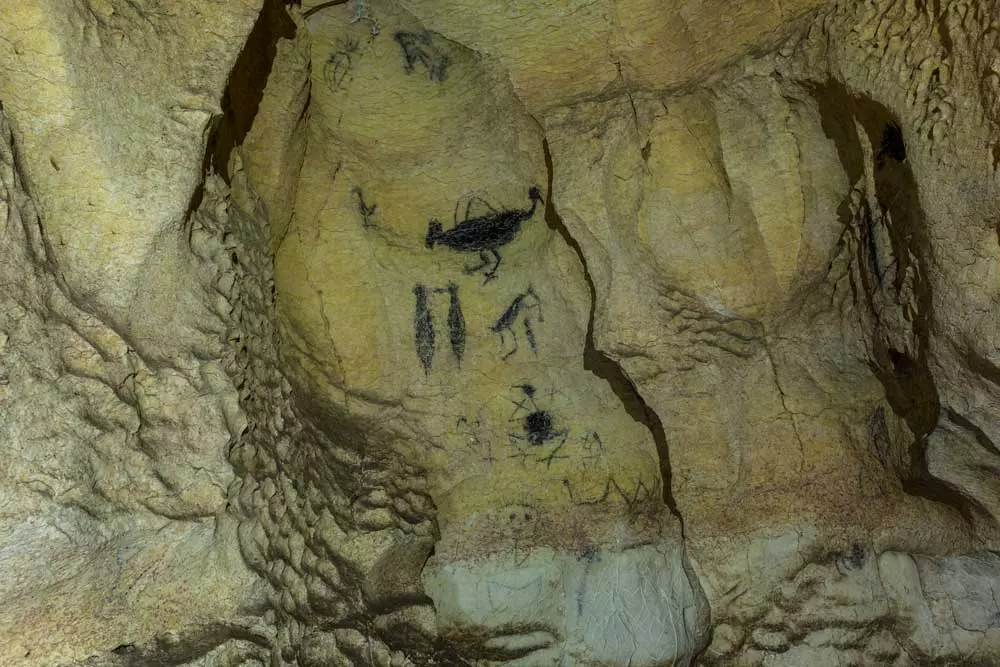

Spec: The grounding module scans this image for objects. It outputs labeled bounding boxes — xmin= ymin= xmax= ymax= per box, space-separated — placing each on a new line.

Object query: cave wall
xmin=0 ymin=0 xmax=999 ymax=666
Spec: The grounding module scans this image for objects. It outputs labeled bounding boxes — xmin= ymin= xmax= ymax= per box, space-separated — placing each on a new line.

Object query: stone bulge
xmin=265 ymin=7 xmax=707 ymax=663
xmin=0 ymin=0 xmax=998 ymax=666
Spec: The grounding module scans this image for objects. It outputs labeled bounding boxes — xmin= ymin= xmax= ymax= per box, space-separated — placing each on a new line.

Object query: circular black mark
xmin=524 ymin=410 xmax=555 ymax=445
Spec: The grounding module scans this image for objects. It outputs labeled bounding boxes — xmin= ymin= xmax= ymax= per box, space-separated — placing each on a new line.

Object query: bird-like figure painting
xmin=425 ymin=186 xmax=544 ymax=283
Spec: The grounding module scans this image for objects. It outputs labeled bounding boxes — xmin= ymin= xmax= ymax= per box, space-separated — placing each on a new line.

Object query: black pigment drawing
xmin=425 ymin=186 xmax=544 ymax=283
xmin=394 ymin=31 xmax=448 ymax=82
xmin=508 ymin=383 xmax=568 ymax=467
xmin=580 ymin=476 xmax=655 ymax=515
xmin=413 ymin=284 xmax=435 ymax=375
xmin=444 ymin=283 xmax=465 ymax=364
xmin=562 ymin=475 xmax=655 ymax=519
xmin=412 ymin=282 xmax=466 ymax=373
xmin=352 ymin=187 xmax=378 ymax=228
xmin=491 ymin=286 xmax=543 ymax=359
xmin=323 ymin=37 xmax=360 ymax=91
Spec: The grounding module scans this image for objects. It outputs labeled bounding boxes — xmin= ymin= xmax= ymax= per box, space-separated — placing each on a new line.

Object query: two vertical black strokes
xmin=394 ymin=31 xmax=448 ymax=82
xmin=414 ymin=282 xmax=466 ymax=374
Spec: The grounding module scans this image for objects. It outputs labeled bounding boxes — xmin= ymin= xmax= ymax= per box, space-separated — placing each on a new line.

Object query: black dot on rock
xmin=524 ymin=410 xmax=553 ymax=442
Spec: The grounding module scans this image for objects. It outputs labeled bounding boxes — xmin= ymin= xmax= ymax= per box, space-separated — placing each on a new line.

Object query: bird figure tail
xmin=426 ymin=220 xmax=443 ymax=248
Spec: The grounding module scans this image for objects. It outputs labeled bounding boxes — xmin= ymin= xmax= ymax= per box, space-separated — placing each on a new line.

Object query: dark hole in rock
xmin=879 ymin=121 xmax=906 ymax=164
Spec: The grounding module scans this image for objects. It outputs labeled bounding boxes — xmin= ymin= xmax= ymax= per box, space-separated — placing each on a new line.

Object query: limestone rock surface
xmin=0 ymin=1 xmax=999 ymax=666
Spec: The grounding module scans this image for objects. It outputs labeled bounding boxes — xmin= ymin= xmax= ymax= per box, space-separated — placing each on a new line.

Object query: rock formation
xmin=0 ymin=0 xmax=999 ymax=665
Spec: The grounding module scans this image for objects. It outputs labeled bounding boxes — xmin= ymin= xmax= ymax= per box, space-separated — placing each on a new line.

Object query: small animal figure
xmin=425 ymin=186 xmax=544 ymax=283
xmin=491 ymin=286 xmax=542 ymax=359
xmin=353 ymin=187 xmax=378 ymax=228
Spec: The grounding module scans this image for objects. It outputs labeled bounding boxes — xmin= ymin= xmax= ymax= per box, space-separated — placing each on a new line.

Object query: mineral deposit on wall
xmin=0 ymin=0 xmax=999 ymax=666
